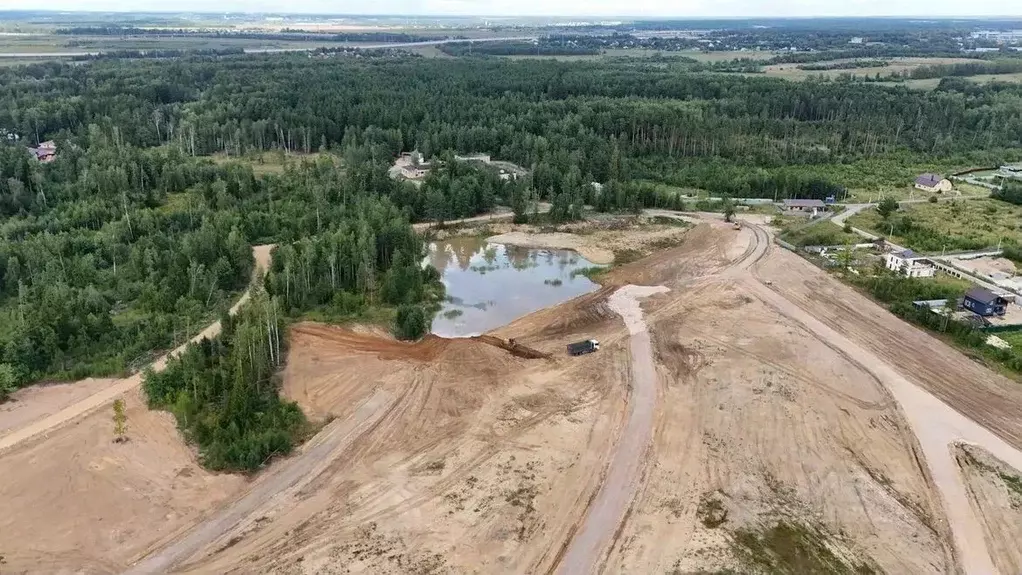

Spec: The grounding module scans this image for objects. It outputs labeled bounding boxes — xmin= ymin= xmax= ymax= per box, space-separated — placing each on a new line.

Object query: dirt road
xmin=747 ymin=225 xmax=1022 ymax=574
xmin=0 ymin=245 xmax=273 ymax=455
xmin=11 ymin=217 xmax=1022 ymax=574
xmin=125 ymin=390 xmax=395 ymax=573
xmin=557 ymin=285 xmax=669 ymax=574
xmin=412 ymin=203 xmax=551 ymax=232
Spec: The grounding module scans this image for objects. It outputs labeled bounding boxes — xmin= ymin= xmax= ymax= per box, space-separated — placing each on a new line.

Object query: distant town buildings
xmin=970 ymin=30 xmax=1022 ymax=44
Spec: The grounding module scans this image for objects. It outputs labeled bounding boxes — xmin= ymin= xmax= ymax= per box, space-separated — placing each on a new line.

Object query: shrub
xmin=394 ymin=304 xmax=430 ymax=340
xmin=0 ymin=363 xmax=16 ymax=403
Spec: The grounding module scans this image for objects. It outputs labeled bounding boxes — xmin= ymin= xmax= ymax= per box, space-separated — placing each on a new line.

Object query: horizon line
xmin=2 ymin=10 xmax=1022 ymax=20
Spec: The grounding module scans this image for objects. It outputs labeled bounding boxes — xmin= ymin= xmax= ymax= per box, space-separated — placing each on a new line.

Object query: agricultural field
xmin=683 ymin=49 xmax=775 ymax=62
xmin=848 ymin=197 xmax=1022 ymax=253
xmin=889 ymin=73 xmax=1022 ymax=90
xmin=762 ymin=56 xmax=976 ymax=81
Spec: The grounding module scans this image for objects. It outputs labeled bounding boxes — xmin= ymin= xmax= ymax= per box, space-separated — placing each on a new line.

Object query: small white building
xmin=914 ymin=173 xmax=953 ymax=193
xmin=885 ymin=249 xmax=936 ymax=278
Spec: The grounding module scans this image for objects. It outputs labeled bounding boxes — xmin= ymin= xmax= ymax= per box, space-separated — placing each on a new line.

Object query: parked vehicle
xmin=567 ymin=339 xmax=600 ymax=356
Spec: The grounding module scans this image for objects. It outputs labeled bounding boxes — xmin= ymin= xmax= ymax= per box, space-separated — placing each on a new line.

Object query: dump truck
xmin=567 ymin=339 xmax=600 ymax=356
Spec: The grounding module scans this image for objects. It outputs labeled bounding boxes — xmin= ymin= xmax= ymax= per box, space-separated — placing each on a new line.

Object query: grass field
xmin=761 ymin=56 xmax=976 ymax=81
xmin=683 ymin=49 xmax=775 ymax=62
xmin=848 ymin=197 xmax=1022 ymax=253
xmin=996 ymin=330 xmax=1022 ymax=350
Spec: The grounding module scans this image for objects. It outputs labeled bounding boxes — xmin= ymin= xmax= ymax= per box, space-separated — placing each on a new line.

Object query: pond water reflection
xmin=425 ymin=236 xmax=601 ymax=337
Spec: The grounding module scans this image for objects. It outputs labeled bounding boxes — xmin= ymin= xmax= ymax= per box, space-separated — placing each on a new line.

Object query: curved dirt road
xmin=744 ymin=224 xmax=1022 ymax=575
xmin=0 ymin=245 xmax=274 ymax=455
xmin=557 ymin=284 xmax=668 ymax=575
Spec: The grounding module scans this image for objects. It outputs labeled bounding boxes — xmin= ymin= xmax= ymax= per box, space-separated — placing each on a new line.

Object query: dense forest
xmin=0 ymin=47 xmax=1021 ymax=465
xmin=0 ymin=55 xmax=1019 ymax=387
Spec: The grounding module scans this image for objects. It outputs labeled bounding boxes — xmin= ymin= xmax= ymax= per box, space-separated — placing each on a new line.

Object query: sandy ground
xmin=0 ymin=377 xmax=115 ymax=437
xmin=120 ymin=223 xmax=964 ymax=574
xmin=955 ymin=256 xmax=1018 ymax=278
xmin=11 ymin=220 xmax=1022 ymax=573
xmin=486 ymin=216 xmax=692 ymax=265
xmin=558 ymin=284 xmax=669 ymax=574
xmin=487 ymin=231 xmax=616 ymax=264
xmin=954 ymin=443 xmax=1022 ymax=575
xmin=0 ymin=386 xmax=247 ymax=573
xmin=0 ymin=245 xmax=273 ymax=573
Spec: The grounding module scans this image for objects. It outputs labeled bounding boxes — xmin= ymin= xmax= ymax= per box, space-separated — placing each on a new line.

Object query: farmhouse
xmin=963 ymin=286 xmax=1008 ymax=317
xmin=782 ymin=199 xmax=827 ymax=214
xmin=884 ymin=249 xmax=936 ymax=278
xmin=914 ymin=173 xmax=952 ymax=193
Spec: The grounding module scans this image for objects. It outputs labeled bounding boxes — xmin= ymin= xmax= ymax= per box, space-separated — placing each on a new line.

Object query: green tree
xmin=394 ymin=304 xmax=429 ymax=340
xmin=877 ymin=196 xmax=899 ymax=219
xmin=112 ymin=398 xmax=128 ymax=442
xmin=0 ymin=363 xmax=16 ymax=403
xmin=722 ymin=197 xmax=737 ymax=223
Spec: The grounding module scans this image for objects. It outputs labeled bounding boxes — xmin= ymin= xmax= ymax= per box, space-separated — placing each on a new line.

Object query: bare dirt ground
xmin=558 ymin=284 xmax=669 ymax=574
xmin=483 ymin=215 xmax=691 ymax=264
xmin=0 ymin=377 xmax=114 ymax=437
xmin=955 ymin=256 xmax=1018 ymax=278
xmin=0 ymin=245 xmax=273 ymax=573
xmin=11 ymin=219 xmax=1022 ymax=574
xmin=124 ymin=223 xmax=964 ymax=575
xmin=954 ymin=443 xmax=1022 ymax=575
xmin=0 ymin=385 xmax=247 ymax=573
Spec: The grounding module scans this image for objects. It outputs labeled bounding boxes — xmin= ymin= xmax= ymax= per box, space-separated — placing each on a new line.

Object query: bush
xmin=394 ymin=304 xmax=430 ymax=340
xmin=0 ymin=363 xmax=16 ymax=402
xmin=928 ymin=195 xmax=938 ymax=203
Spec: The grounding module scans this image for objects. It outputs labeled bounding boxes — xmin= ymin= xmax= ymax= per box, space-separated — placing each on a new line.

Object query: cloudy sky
xmin=2 ymin=0 xmax=1016 ymax=17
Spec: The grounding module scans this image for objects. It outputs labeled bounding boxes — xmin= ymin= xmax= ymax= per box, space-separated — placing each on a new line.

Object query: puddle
xmin=425 ymin=236 xmax=601 ymax=337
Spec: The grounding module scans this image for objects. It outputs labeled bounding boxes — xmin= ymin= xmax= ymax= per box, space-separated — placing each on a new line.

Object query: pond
xmin=425 ymin=236 xmax=601 ymax=337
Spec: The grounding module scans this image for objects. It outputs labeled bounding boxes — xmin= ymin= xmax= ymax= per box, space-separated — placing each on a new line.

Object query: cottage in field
xmin=962 ymin=286 xmax=1008 ymax=317
xmin=782 ymin=199 xmax=827 ymax=214
xmin=914 ymin=173 xmax=952 ymax=193
xmin=884 ymin=249 xmax=935 ymax=278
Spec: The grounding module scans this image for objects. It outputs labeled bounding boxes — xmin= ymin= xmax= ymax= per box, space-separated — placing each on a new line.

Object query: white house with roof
xmin=914 ymin=173 xmax=952 ymax=193
xmin=885 ymin=249 xmax=936 ymax=278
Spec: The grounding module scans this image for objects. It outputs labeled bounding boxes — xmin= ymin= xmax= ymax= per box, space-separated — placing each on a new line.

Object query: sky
xmin=0 ymin=0 xmax=1016 ymax=17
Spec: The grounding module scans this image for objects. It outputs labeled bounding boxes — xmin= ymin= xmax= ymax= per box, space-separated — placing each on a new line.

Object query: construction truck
xmin=567 ymin=339 xmax=600 ymax=356
xmin=732 ymin=222 xmax=741 ymax=230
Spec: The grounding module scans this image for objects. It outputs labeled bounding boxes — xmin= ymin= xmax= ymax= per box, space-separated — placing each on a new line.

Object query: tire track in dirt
xmin=125 ymin=390 xmax=395 ymax=574
xmin=556 ymin=284 xmax=669 ymax=575
xmin=745 ymin=224 xmax=1022 ymax=574
xmin=0 ymin=245 xmax=274 ymax=456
